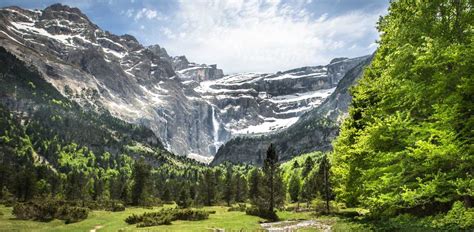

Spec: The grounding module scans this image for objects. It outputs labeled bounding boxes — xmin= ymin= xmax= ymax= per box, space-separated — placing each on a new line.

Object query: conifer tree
xmin=131 ymin=157 xmax=151 ymax=206
xmin=223 ymin=166 xmax=233 ymax=206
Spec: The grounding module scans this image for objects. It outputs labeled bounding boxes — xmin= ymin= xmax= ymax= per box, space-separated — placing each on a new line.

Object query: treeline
xmin=1 ymin=97 xmax=333 ymax=223
xmin=332 ymin=0 xmax=474 ymax=230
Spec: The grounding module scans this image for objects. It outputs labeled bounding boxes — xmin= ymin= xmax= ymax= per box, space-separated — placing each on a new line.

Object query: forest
xmin=0 ymin=0 xmax=473 ymax=231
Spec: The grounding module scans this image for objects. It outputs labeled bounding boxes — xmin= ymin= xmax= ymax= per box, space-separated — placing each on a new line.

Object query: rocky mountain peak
xmin=42 ymin=3 xmax=91 ymax=22
xmin=0 ymin=3 xmax=370 ymax=163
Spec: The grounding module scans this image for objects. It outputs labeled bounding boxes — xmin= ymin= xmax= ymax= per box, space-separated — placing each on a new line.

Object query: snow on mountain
xmin=0 ymin=4 xmax=369 ymax=163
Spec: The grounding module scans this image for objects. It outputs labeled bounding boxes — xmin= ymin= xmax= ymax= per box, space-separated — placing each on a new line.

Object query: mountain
xmin=0 ymin=46 xmax=200 ymax=170
xmin=0 ymin=4 xmax=369 ymax=162
xmin=211 ymin=55 xmax=373 ymax=165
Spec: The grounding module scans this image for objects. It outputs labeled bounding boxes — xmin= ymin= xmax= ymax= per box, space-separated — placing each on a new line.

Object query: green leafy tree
xmin=288 ymin=173 xmax=301 ymax=203
xmin=332 ymin=0 xmax=474 ymax=217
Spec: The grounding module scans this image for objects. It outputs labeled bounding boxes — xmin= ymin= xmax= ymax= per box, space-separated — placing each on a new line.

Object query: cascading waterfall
xmin=211 ymin=106 xmax=221 ymax=152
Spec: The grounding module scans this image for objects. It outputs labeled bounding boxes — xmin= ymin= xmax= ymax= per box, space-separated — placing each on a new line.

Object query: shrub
xmin=245 ymin=206 xmax=279 ymax=221
xmin=12 ymin=200 xmax=88 ymax=223
xmin=172 ymin=208 xmax=210 ymax=221
xmin=110 ymin=202 xmax=125 ymax=212
xmin=56 ymin=206 xmax=89 ymax=224
xmin=125 ymin=208 xmax=210 ymax=227
xmin=137 ymin=213 xmax=172 ymax=227
xmin=125 ymin=214 xmax=143 ymax=224
xmin=12 ymin=203 xmax=34 ymax=220
xmin=228 ymin=203 xmax=247 ymax=212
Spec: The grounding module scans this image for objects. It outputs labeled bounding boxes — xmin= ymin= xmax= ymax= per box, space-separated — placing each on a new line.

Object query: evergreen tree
xmin=131 ymin=157 xmax=151 ymax=206
xmin=260 ymin=144 xmax=285 ymax=220
xmin=288 ymin=173 xmax=301 ymax=203
xmin=177 ymin=188 xmax=191 ymax=208
xmin=15 ymin=165 xmax=37 ymax=202
xmin=248 ymin=168 xmax=262 ymax=205
xmin=317 ymin=154 xmax=332 ymax=214
xmin=301 ymin=157 xmax=314 ymax=178
xmin=234 ymin=173 xmax=247 ymax=203
xmin=200 ymin=169 xmax=217 ymax=206
xmin=223 ymin=166 xmax=233 ymax=206
xmin=161 ymin=186 xmax=171 ymax=203
xmin=300 ymin=170 xmax=317 ymax=206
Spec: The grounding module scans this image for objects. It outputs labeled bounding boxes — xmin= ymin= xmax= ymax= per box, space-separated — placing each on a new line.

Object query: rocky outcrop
xmin=211 ymin=55 xmax=373 ymax=165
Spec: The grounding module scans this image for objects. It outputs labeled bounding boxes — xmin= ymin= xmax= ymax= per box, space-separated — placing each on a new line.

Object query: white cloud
xmin=141 ymin=0 xmax=383 ymax=73
xmin=124 ymin=7 xmax=166 ymax=21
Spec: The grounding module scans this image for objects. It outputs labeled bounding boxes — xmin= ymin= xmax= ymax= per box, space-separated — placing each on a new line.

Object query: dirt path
xmin=261 ymin=220 xmax=332 ymax=232
xmin=89 ymin=225 xmax=103 ymax=232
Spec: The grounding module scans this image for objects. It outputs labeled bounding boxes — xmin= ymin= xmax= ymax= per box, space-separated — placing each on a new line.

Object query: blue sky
xmin=0 ymin=0 xmax=389 ymax=73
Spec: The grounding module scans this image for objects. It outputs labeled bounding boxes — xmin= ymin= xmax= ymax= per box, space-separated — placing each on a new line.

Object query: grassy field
xmin=0 ymin=204 xmax=369 ymax=231
xmin=0 ymin=204 xmax=261 ymax=231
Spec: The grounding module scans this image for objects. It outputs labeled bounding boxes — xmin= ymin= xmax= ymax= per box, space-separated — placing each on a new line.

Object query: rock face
xmin=211 ymin=55 xmax=373 ymax=165
xmin=0 ymin=4 xmax=370 ymax=163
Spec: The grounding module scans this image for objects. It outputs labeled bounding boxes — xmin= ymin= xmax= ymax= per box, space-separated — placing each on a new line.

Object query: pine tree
xmin=200 ymin=169 xmax=216 ymax=206
xmin=131 ymin=157 xmax=151 ymax=206
xmin=301 ymin=156 xmax=313 ymax=178
xmin=317 ymin=154 xmax=332 ymax=214
xmin=248 ymin=168 xmax=262 ymax=205
xmin=300 ymin=169 xmax=318 ymax=207
xmin=223 ymin=166 xmax=233 ymax=206
xmin=234 ymin=173 xmax=247 ymax=203
xmin=177 ymin=188 xmax=191 ymax=208
xmin=260 ymin=144 xmax=285 ymax=220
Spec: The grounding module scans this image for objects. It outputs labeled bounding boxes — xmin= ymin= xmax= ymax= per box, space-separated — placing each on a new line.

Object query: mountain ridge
xmin=0 ymin=3 xmax=370 ymax=162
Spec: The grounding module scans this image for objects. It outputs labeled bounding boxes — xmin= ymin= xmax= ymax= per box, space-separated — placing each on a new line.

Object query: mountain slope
xmin=0 ymin=4 xmax=370 ymax=161
xmin=0 ymin=46 xmax=199 ymax=168
xmin=211 ymin=55 xmax=372 ymax=165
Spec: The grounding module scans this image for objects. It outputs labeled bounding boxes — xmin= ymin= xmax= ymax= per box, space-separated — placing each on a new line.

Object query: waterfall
xmin=211 ymin=106 xmax=220 ymax=152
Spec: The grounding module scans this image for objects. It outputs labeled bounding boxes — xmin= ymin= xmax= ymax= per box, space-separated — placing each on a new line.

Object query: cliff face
xmin=0 ymin=4 xmax=370 ymax=162
xmin=211 ymin=55 xmax=373 ymax=165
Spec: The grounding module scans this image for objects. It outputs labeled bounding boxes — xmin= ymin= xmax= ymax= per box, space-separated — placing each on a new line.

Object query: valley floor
xmin=0 ymin=204 xmax=366 ymax=232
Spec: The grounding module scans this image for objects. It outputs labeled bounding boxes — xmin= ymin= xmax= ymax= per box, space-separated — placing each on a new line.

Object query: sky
xmin=0 ymin=0 xmax=389 ymax=73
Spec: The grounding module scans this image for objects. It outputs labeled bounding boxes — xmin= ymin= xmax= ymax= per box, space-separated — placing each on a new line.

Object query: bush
xmin=228 ymin=203 xmax=247 ymax=212
xmin=172 ymin=208 xmax=209 ymax=221
xmin=245 ymin=206 xmax=279 ymax=221
xmin=125 ymin=208 xmax=210 ymax=227
xmin=137 ymin=213 xmax=172 ymax=227
xmin=56 ymin=206 xmax=89 ymax=224
xmin=12 ymin=200 xmax=88 ymax=223
xmin=125 ymin=214 xmax=143 ymax=224
xmin=12 ymin=203 xmax=34 ymax=220
xmin=110 ymin=202 xmax=125 ymax=212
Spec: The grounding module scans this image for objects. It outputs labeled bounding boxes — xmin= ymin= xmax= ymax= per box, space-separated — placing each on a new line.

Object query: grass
xmin=0 ymin=204 xmax=264 ymax=232
xmin=0 ymin=204 xmax=374 ymax=231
